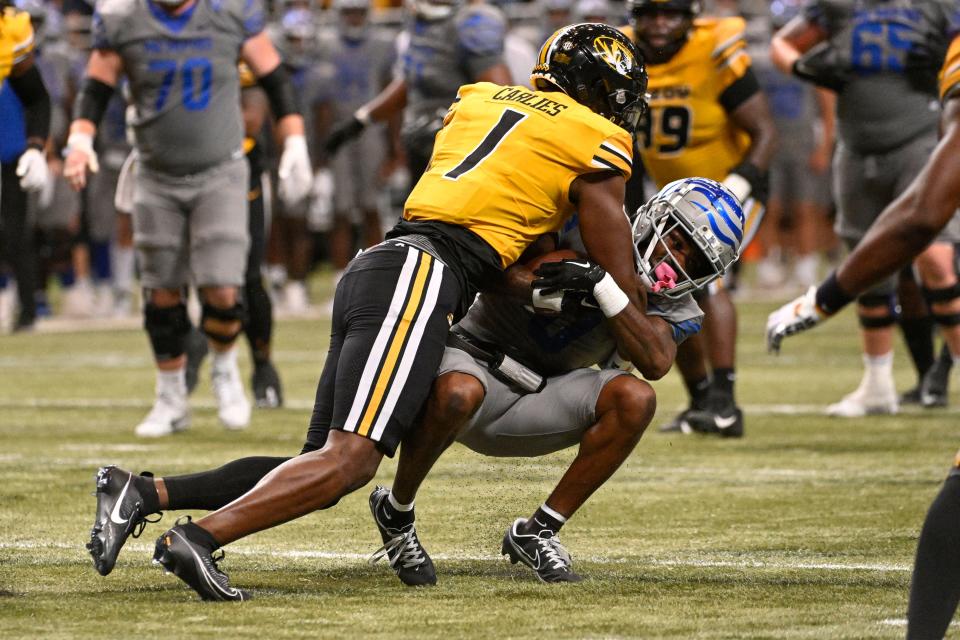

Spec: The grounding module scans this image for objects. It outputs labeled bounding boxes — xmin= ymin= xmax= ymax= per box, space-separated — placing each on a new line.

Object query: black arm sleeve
xmin=257 ymin=64 xmax=301 ymax=120
xmin=73 ymin=76 xmax=115 ymax=125
xmin=8 ymin=65 xmax=51 ymax=145
xmin=719 ymin=68 xmax=761 ymax=113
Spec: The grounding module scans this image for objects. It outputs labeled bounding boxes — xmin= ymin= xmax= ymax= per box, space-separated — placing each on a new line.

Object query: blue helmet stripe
xmin=690 ymin=185 xmax=743 ymax=243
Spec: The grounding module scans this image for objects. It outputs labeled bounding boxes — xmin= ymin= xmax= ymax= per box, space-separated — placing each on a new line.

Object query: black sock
xmin=907 ymin=474 xmax=960 ymax=640
xmin=685 ymin=376 xmax=711 ymax=408
xmin=133 ymin=472 xmax=161 ymax=515
xmin=519 ymin=505 xmax=566 ymax=537
xmin=164 ymin=456 xmax=290 ymax=511
xmin=712 ymin=368 xmax=736 ymax=398
xmin=900 ymin=316 xmax=935 ymax=383
xmin=180 ymin=520 xmax=222 ymax=552
xmin=379 ymin=492 xmax=415 ymax=528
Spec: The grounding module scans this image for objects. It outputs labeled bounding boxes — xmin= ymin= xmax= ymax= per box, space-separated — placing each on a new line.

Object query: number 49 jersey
xmin=621 ymin=18 xmax=753 ymax=188
xmin=403 ymin=82 xmax=634 ymax=269
xmin=92 ymin=0 xmax=266 ymax=175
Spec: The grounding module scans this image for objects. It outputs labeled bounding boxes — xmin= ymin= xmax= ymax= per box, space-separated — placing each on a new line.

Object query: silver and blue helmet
xmin=632 ymin=177 xmax=743 ymax=298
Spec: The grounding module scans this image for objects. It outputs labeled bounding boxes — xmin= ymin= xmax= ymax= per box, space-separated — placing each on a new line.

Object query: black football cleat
xmin=899 ymin=385 xmax=922 ymax=405
xmin=685 ymin=393 xmax=744 ymax=438
xmin=657 ymin=406 xmax=699 ymax=434
xmin=501 ymin=518 xmax=582 ymax=583
xmin=184 ymin=327 xmax=209 ymax=395
xmin=252 ymin=359 xmax=283 ymax=408
xmin=86 ymin=465 xmax=160 ymax=576
xmin=153 ymin=518 xmax=249 ymax=601
xmin=920 ymin=348 xmax=953 ymax=408
xmin=368 ymin=485 xmax=437 ymax=586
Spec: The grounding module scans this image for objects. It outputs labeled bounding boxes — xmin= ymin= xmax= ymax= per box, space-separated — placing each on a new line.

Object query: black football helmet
xmin=531 ymin=23 xmax=648 ymax=135
xmin=628 ymin=0 xmax=701 ymax=64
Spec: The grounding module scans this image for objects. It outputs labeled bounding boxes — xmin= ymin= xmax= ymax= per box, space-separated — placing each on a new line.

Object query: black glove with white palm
xmin=533 ymin=259 xmax=630 ymax=318
xmin=791 ymin=42 xmax=850 ymax=93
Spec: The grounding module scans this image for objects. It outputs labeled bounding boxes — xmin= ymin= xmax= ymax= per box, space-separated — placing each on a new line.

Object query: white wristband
xmin=593 ymin=272 xmax=630 ymax=318
xmin=66 ymin=131 xmax=95 ymax=155
xmin=721 ymin=172 xmax=751 ymax=202
xmin=354 ymin=106 xmax=372 ymax=126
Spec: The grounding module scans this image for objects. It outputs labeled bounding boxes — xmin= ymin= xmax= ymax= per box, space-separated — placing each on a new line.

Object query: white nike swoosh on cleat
xmin=715 ymin=414 xmax=739 ymax=429
xmin=109 ymin=475 xmax=134 ymax=525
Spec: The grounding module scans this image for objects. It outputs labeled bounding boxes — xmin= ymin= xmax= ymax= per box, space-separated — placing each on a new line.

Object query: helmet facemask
xmin=632 ymin=179 xmax=743 ymax=298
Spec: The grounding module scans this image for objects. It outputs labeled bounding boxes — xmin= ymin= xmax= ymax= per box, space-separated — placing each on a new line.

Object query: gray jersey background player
xmin=312 ymin=0 xmax=394 ymax=284
xmin=772 ymin=0 xmax=960 ymax=418
xmin=63 ymin=0 xmax=311 ymax=438
xmin=322 ymin=0 xmax=513 ymax=185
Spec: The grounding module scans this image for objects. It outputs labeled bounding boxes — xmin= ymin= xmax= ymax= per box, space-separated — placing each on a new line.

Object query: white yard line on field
xmin=0 ymin=540 xmax=911 ymax=573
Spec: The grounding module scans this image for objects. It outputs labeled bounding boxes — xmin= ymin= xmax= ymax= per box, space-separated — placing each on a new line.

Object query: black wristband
xmin=815 ymin=271 xmax=855 ymax=315
xmin=73 ymin=77 xmax=115 ymax=124
xmin=258 ymin=64 xmax=300 ymax=119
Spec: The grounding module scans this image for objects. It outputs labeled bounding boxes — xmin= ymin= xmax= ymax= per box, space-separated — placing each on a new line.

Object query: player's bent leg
xmin=137 ymin=292 xmax=191 ymax=437
xmin=154 ymin=431 xmax=383 ymax=601
xmin=504 ymin=373 xmax=656 ymax=583
xmin=200 ymin=288 xmax=251 ymax=430
xmin=659 ymin=331 xmax=710 ymax=433
xmin=897 ymin=267 xmax=935 ymax=404
xmin=370 ymin=371 xmax=485 ymax=587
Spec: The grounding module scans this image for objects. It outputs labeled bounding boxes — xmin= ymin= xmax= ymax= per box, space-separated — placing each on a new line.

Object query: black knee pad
xmin=923 ymin=283 xmax=960 ymax=304
xmin=144 ymin=302 xmax=191 ymax=360
xmin=857 ymin=293 xmax=899 ymax=329
xmin=201 ymin=302 xmax=246 ymax=344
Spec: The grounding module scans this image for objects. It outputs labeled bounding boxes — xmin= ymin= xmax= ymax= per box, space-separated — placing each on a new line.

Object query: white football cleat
xmin=826 ymin=373 xmax=899 ymax=418
xmin=283 ymin=280 xmax=310 ymax=316
xmin=211 ymin=356 xmax=251 ymax=430
xmin=135 ymin=391 xmax=190 ymax=437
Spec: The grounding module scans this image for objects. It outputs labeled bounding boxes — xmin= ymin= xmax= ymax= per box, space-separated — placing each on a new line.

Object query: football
xmin=524 ymin=248 xmax=582 ymax=271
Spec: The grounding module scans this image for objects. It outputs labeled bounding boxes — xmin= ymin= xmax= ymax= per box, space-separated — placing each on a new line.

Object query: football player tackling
xmin=86 ymin=24 xmax=649 ymax=600
xmin=767 ymin=32 xmax=960 ymax=640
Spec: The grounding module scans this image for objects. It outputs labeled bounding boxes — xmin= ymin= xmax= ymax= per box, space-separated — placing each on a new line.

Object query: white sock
xmin=211 ymin=345 xmax=238 ymax=373
xmin=112 ymin=245 xmax=135 ymax=294
xmin=387 ymin=491 xmax=414 ymax=512
xmin=157 ymin=368 xmax=186 ymax=397
xmin=864 ymin=351 xmax=894 ymax=369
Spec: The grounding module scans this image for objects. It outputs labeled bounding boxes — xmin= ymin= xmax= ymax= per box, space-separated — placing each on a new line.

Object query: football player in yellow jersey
xmin=97 ymin=24 xmax=650 ymax=600
xmin=767 ymin=32 xmax=960 ymax=639
xmin=0 ymin=0 xmax=50 ymax=332
xmin=624 ymin=0 xmax=778 ymax=438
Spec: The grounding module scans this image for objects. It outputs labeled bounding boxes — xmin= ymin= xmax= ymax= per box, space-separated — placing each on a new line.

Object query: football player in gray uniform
xmin=63 ymin=0 xmax=311 ymax=436
xmin=767 ymin=29 xmax=960 ymax=639
xmin=368 ymin=178 xmax=743 ymax=584
xmin=771 ymin=0 xmax=960 ymax=417
xmin=323 ymin=0 xmax=513 ymax=184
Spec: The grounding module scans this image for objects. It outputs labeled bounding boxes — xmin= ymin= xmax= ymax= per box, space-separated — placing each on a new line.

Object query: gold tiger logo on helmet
xmin=593 ymin=35 xmax=634 ymax=76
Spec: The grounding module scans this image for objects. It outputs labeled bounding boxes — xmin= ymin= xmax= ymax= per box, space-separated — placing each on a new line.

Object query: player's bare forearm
xmin=240 ymin=32 xmax=282 ymax=77
xmin=606 ymin=304 xmax=676 ymax=380
xmin=572 ymin=172 xmax=642 ymax=310
xmin=84 ymin=48 xmax=123 ymax=88
xmin=837 ymin=100 xmax=960 ymax=295
xmin=362 ymin=78 xmax=408 ymax=123
xmin=68 ymin=119 xmax=97 ymax=137
xmin=489 ymin=235 xmax=558 ymax=301
xmin=731 ymin=94 xmax=778 ymax=171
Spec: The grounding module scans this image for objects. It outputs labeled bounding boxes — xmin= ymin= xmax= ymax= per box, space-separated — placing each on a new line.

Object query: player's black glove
xmin=727 ymin=161 xmax=769 ymax=206
xmin=324 ymin=116 xmax=366 ymax=157
xmin=532 ymin=259 xmax=606 ymax=296
xmin=905 ymin=41 xmax=945 ymax=95
xmin=791 ymin=42 xmax=850 ymax=92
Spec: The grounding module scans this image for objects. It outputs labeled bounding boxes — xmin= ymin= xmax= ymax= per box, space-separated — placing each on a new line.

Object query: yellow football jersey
xmin=404 ymin=82 xmax=634 ymax=268
xmin=940 ymin=33 xmax=960 ymax=102
xmin=0 ymin=7 xmax=34 ymax=82
xmin=622 ymin=17 xmax=751 ymax=187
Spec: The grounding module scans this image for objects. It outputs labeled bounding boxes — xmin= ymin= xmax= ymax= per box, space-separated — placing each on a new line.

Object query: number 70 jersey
xmin=403 ymin=82 xmax=634 ymax=269
xmin=92 ymin=0 xmax=266 ymax=176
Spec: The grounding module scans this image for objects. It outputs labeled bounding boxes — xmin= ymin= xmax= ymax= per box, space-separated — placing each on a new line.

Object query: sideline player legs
xmin=766 ymin=32 xmax=960 ymax=640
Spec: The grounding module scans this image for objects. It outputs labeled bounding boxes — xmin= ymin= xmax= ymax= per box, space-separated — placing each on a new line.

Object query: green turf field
xmin=1 ymin=296 xmax=956 ymax=639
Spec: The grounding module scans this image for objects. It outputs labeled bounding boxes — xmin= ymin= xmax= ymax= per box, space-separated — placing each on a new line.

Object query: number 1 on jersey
xmin=444 ymin=108 xmax=527 ymax=180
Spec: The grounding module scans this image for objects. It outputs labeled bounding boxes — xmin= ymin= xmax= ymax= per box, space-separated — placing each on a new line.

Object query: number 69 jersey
xmin=92 ymin=0 xmax=266 ymax=176
xmin=403 ymin=82 xmax=634 ymax=269
xmin=621 ymin=17 xmax=753 ymax=187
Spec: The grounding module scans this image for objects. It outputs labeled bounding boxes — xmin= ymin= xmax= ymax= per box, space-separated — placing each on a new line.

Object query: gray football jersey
xmin=458 ymin=226 xmax=704 ymax=377
xmin=803 ymin=0 xmax=960 ymax=153
xmin=399 ymin=3 xmax=506 ymax=151
xmin=313 ymin=28 xmax=395 ymax=122
xmin=92 ymin=0 xmax=266 ymax=175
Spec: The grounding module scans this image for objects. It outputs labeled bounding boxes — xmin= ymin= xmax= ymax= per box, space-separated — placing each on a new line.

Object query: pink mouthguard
xmin=651 ymin=263 xmax=677 ymax=293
